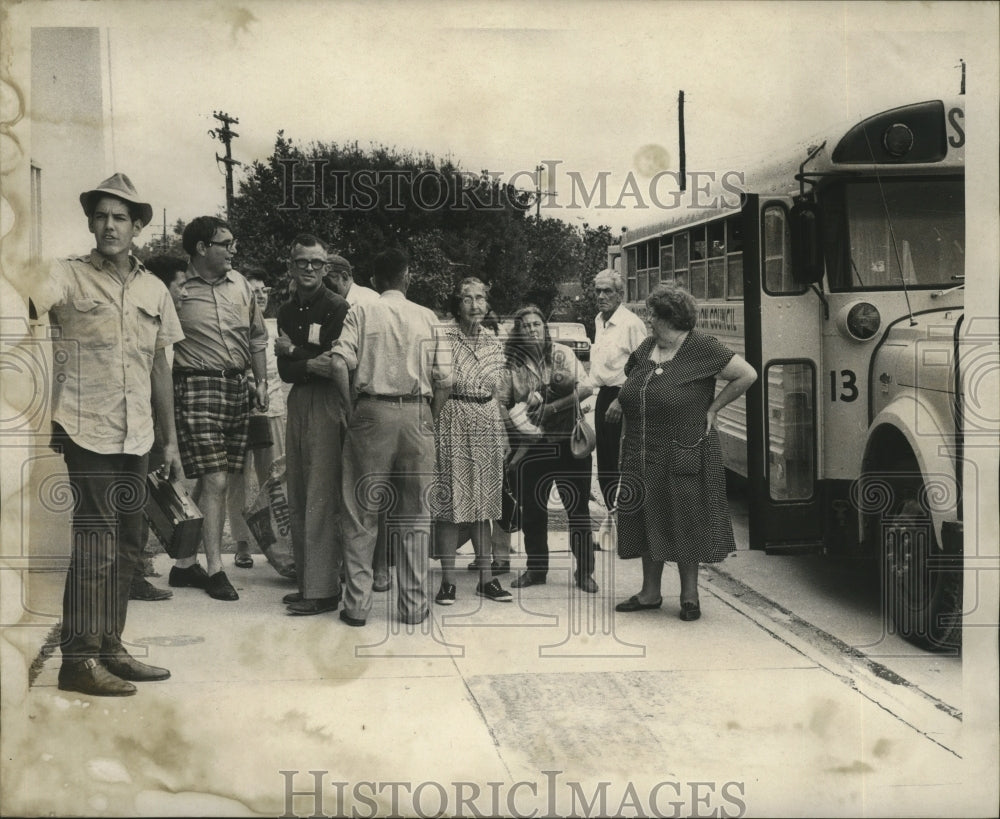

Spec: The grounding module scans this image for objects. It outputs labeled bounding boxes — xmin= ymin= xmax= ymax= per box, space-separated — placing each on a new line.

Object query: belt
xmin=449 ymin=393 xmax=493 ymax=404
xmin=360 ymin=393 xmax=427 ymax=404
xmin=174 ymin=367 xmax=246 ymax=380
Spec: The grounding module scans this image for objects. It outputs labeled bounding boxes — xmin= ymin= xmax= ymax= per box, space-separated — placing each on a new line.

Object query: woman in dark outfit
xmin=499 ymin=305 xmax=599 ymax=593
xmin=612 ymin=284 xmax=756 ymax=620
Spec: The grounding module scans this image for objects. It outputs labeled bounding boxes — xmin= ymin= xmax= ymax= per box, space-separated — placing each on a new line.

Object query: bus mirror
xmin=790 ymin=200 xmax=824 ymax=285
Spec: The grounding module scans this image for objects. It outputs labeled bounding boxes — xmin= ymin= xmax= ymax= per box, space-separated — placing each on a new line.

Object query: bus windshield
xmin=828 ymin=179 xmax=964 ymax=291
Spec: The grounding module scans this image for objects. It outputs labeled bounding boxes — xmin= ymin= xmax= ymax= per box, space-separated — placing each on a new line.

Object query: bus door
xmin=742 ymin=196 xmax=825 ymax=551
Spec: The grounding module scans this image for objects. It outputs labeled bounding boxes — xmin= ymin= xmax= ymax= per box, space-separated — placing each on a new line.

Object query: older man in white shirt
xmin=590 ymin=269 xmax=647 ymax=511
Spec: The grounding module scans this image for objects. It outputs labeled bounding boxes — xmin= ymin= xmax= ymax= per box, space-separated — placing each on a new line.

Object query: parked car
xmin=495 ymin=319 xmax=592 ymax=360
xmin=548 ymin=322 xmax=591 ymax=361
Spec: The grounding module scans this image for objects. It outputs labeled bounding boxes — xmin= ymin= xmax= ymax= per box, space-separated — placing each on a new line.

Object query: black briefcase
xmin=144 ymin=471 xmax=203 ymax=559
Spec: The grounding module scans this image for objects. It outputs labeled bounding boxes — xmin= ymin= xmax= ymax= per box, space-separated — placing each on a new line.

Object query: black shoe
xmin=168 ymin=563 xmax=211 ymax=589
xmin=282 ymin=591 xmax=303 ymax=605
xmin=129 ymin=578 xmax=173 ymax=601
xmin=477 ymin=579 xmax=512 ymax=602
xmin=466 ymin=560 xmax=491 ymax=571
xmin=491 ymin=560 xmax=511 ymax=576
xmin=234 ymin=552 xmax=254 ymax=569
xmin=511 ymin=571 xmax=546 ymax=588
xmin=615 ymin=595 xmax=663 ymax=612
xmin=206 ymin=570 xmax=239 ymax=601
xmin=58 ymin=658 xmax=136 ymax=697
xmin=286 ymin=596 xmax=340 ymax=615
xmin=103 ymin=651 xmax=171 ymax=682
xmin=399 ymin=610 xmax=428 ymax=625
xmin=435 ymin=582 xmax=456 ymax=606
xmin=575 ymin=574 xmax=599 ymax=593
xmin=339 ymin=610 xmax=366 ymax=627
xmin=373 ymin=573 xmax=392 ymax=592
xmin=680 ymin=601 xmax=701 ymax=621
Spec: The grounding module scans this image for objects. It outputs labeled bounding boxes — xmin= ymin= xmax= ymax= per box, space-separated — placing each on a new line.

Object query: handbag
xmin=144 ymin=470 xmax=204 ymax=559
xmin=247 ymin=413 xmax=274 ymax=450
xmin=569 ymin=389 xmax=597 ymax=459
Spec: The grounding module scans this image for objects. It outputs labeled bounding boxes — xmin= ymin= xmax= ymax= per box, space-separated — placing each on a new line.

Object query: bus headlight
xmin=882 ymin=123 xmax=914 ymax=158
xmin=837 ymin=301 xmax=882 ymax=341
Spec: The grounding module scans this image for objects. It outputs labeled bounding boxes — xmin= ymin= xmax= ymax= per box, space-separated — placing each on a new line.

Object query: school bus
xmin=609 ymin=99 xmax=968 ymax=650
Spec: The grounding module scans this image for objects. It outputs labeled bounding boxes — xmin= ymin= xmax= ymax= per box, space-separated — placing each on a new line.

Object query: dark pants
xmin=518 ymin=437 xmax=594 ymax=578
xmin=595 ymin=385 xmax=622 ymax=510
xmin=54 ymin=425 xmax=148 ymax=661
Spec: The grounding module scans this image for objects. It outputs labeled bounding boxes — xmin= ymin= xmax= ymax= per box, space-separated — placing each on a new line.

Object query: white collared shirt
xmin=590 ymin=303 xmax=648 ymax=388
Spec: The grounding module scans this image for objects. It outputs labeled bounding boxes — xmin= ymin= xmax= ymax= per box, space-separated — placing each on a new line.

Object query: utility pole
xmin=678 ymin=90 xmax=686 ymax=192
xmin=209 ymin=111 xmax=241 ymax=219
xmin=532 ymin=164 xmax=557 ymax=218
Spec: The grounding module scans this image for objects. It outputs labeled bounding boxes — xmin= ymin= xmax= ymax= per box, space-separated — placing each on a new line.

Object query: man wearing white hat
xmin=30 ymin=172 xmax=184 ymax=696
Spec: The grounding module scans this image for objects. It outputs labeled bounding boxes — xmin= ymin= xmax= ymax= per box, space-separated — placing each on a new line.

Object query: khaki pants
xmin=340 ymin=397 xmax=434 ymax=622
xmin=286 ymin=382 xmax=344 ymax=600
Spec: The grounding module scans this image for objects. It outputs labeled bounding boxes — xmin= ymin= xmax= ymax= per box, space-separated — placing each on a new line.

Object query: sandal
xmin=234 ymin=552 xmax=254 ymax=569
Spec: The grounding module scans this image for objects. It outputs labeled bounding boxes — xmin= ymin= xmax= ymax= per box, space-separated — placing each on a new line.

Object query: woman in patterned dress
xmin=612 ymin=284 xmax=756 ymax=620
xmin=432 ymin=278 xmax=512 ymax=605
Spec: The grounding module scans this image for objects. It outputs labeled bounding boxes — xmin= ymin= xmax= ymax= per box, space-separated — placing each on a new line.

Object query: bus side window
xmin=763 ymin=205 xmax=805 ymax=295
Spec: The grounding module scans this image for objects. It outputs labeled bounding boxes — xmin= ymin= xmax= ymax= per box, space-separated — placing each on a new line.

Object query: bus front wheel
xmin=882 ymin=494 xmax=962 ymax=652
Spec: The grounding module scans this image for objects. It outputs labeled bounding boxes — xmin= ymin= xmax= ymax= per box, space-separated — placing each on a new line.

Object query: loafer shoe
xmin=477 ymin=579 xmax=512 ymax=602
xmin=435 ymin=582 xmax=456 ymax=606
xmin=168 ymin=563 xmax=211 ymax=589
xmin=373 ymin=573 xmax=392 ymax=592
xmin=339 ymin=610 xmax=366 ymax=627
xmin=103 ymin=652 xmax=171 ymax=682
xmin=680 ymin=601 xmax=701 ymax=621
xmin=399 ymin=610 xmax=428 ymax=625
xmin=282 ymin=591 xmax=303 ymax=605
xmin=511 ymin=571 xmax=546 ymax=588
xmin=287 ymin=596 xmax=339 ymax=615
xmin=575 ymin=574 xmax=599 ymax=594
xmin=130 ymin=578 xmax=173 ymax=601
xmin=206 ymin=570 xmax=239 ymax=601
xmin=58 ymin=658 xmax=136 ymax=697
xmin=615 ymin=595 xmax=662 ymax=612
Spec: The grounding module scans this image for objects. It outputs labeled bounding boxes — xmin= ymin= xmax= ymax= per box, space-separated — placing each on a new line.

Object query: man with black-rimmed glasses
xmin=168 ymin=216 xmax=268 ymax=601
xmin=273 ymin=234 xmax=349 ymax=615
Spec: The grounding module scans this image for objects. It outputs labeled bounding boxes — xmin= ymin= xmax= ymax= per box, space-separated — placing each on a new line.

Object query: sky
xmin=5 ymin=0 xmax=996 ymax=256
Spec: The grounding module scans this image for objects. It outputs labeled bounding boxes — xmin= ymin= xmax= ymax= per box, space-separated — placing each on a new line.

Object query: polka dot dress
xmin=616 ymin=332 xmax=737 ymax=564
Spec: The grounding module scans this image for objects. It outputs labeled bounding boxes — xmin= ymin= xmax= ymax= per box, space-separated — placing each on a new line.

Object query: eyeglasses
xmin=291 ymin=258 xmax=327 ymax=271
xmin=460 ymin=295 xmax=488 ymax=306
xmin=207 ymin=239 xmax=237 ymax=252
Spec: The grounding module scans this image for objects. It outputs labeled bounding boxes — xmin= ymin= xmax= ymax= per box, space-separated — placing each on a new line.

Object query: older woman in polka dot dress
xmin=612 ymin=284 xmax=756 ymax=621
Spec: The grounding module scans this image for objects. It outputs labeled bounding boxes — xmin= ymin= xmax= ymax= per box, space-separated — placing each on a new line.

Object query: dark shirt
xmin=276 ymin=286 xmax=349 ymax=384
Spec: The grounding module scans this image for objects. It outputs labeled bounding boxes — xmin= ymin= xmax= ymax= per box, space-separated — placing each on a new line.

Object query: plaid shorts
xmin=173 ymin=374 xmax=251 ymax=477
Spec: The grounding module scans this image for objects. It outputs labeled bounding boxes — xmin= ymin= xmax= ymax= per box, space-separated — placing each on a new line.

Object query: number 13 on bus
xmin=609 ymin=99 xmax=988 ymax=652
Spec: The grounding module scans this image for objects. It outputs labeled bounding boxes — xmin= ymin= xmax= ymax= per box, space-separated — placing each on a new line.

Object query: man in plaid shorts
xmin=168 ymin=216 xmax=268 ymax=601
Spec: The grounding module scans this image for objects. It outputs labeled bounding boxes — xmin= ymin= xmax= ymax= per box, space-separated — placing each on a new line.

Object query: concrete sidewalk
xmin=4 ymin=531 xmax=976 ymax=818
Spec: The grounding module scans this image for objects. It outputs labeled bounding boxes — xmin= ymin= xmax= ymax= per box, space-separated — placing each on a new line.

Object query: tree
xmin=227 ymin=133 xmax=604 ymax=317
xmin=136 ymin=218 xmax=186 ymax=262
